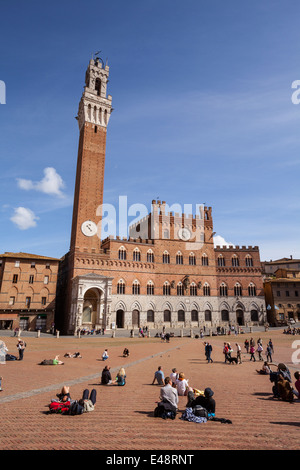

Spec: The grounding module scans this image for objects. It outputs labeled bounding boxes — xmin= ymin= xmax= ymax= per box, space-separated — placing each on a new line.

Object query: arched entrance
xmin=251 ymin=309 xmax=259 ymax=322
xmin=132 ymin=309 xmax=140 ymax=328
xmin=82 ymin=288 xmax=101 ymax=329
xmin=221 ymin=309 xmax=229 ymax=322
xmin=116 ymin=309 xmax=125 ymax=328
xmin=236 ymin=309 xmax=244 ymax=326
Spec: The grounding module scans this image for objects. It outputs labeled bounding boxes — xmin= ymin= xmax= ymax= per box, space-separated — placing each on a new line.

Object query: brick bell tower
xmin=70 ymin=56 xmax=112 ymax=254
xmin=56 ymin=56 xmax=113 ymax=335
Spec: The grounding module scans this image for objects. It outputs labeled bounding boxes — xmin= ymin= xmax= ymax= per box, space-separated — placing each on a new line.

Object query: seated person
xmin=102 ymin=349 xmax=109 ymax=361
xmin=256 ymin=361 xmax=271 ymax=375
xmin=277 ymin=375 xmax=294 ymax=402
xmin=270 ymin=363 xmax=292 ymax=398
xmin=101 ymin=365 xmax=112 ymax=385
xmin=170 ymin=368 xmax=179 ymax=385
xmin=152 ymin=366 xmax=164 ymax=385
xmin=123 ymin=348 xmax=130 ymax=357
xmin=187 ymin=387 xmax=216 ymax=416
xmin=175 ymin=372 xmax=189 ymax=396
xmin=159 ymin=377 xmax=178 ymax=410
xmin=293 ymin=371 xmax=300 ymax=399
xmin=111 ymin=368 xmax=126 ymax=386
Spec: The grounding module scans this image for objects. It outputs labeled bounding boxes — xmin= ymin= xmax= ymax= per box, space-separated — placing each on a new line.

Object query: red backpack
xmin=49 ymin=400 xmax=71 ymax=414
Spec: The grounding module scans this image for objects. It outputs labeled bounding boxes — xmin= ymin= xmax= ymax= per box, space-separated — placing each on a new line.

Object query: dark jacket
xmin=101 ymin=369 xmax=112 ymax=384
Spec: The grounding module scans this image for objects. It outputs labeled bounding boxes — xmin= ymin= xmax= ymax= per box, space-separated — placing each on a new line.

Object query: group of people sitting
xmin=256 ymin=361 xmax=300 ymax=402
xmin=101 ymin=365 xmax=126 ymax=386
xmin=152 ymin=365 xmax=218 ymax=422
xmin=283 ymin=327 xmax=300 ymax=335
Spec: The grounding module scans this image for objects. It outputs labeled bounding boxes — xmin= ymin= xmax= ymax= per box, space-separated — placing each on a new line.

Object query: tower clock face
xmin=81 ymin=220 xmax=98 ymax=237
xmin=178 ymin=228 xmax=191 ymax=241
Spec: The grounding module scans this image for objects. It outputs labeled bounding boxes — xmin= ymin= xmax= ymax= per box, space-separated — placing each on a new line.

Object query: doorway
xmin=236 ymin=309 xmax=244 ymax=326
xmin=132 ymin=309 xmax=140 ymax=328
xmin=116 ymin=309 xmax=125 ymax=328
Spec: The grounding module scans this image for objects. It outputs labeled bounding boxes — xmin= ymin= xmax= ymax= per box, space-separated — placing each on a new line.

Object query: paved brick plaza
xmin=0 ymin=329 xmax=299 ymax=450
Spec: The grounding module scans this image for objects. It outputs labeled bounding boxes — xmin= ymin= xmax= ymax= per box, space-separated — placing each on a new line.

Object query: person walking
xmin=250 ymin=344 xmax=256 ymax=361
xmin=236 ymin=343 xmax=242 ymax=364
xmin=223 ymin=343 xmax=229 ymax=363
xmin=244 ymin=339 xmax=249 ymax=353
xmin=268 ymin=339 xmax=274 ymax=355
xmin=266 ymin=344 xmax=273 ymax=362
xmin=257 ymin=343 xmax=263 ymax=361
xmin=204 ymin=342 xmax=213 ymax=363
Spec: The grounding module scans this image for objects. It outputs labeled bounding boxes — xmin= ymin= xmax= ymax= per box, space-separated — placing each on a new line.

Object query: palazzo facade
xmin=55 ymin=57 xmax=266 ymax=335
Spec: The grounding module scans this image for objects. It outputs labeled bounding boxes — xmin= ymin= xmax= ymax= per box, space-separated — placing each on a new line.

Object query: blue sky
xmin=0 ymin=0 xmax=300 ymax=261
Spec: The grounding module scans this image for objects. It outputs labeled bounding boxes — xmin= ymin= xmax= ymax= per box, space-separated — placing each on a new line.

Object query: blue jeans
xmin=82 ymin=389 xmax=97 ymax=405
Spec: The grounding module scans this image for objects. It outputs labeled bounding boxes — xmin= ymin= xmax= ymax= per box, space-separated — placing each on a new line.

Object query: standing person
xmin=244 ymin=339 xmax=249 ymax=353
xmin=223 ymin=343 xmax=229 ymax=363
xmin=257 ymin=343 xmax=263 ymax=361
xmin=152 ymin=366 xmax=165 ymax=385
xmin=0 ymin=376 xmax=3 ymax=391
xmin=250 ymin=337 xmax=255 ymax=348
xmin=17 ymin=339 xmax=26 ymax=361
xmin=268 ymin=339 xmax=274 ymax=354
xmin=204 ymin=342 xmax=213 ymax=363
xmin=249 ymin=344 xmax=256 ymax=361
xmin=266 ymin=344 xmax=273 ymax=362
xmin=236 ymin=343 xmax=242 ymax=364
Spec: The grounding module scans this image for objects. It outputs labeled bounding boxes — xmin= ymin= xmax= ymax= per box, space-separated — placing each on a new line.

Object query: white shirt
xmin=176 ymin=378 xmax=189 ymax=396
xmin=170 ymin=372 xmax=178 ymax=384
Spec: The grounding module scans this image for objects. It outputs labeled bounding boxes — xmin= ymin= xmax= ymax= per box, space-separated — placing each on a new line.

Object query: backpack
xmin=49 ymin=400 xmax=71 ymax=414
xmin=154 ymin=400 xmax=177 ymax=419
xmin=193 ymin=405 xmax=208 ymax=419
xmin=161 ymin=410 xmax=176 ymax=420
xmin=68 ymin=400 xmax=84 ymax=415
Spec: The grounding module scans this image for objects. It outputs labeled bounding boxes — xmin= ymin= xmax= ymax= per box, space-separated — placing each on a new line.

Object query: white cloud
xmin=10 ymin=207 xmax=39 ymax=230
xmin=17 ymin=167 xmax=65 ymax=197
xmin=213 ymin=235 xmax=234 ymax=248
